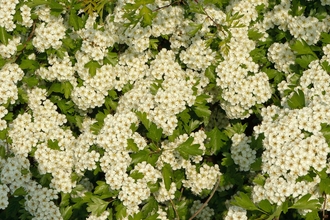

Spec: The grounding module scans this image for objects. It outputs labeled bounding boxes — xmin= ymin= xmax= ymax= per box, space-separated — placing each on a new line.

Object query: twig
xmin=178 ymin=187 xmax=184 ymax=201
xmin=189 ymin=175 xmax=220 ymax=220
xmin=170 ymin=198 xmax=180 ymax=220
xmin=323 ymin=193 xmax=328 ymax=220
xmin=193 ymin=0 xmax=226 ymax=36
xmin=14 ymin=21 xmax=37 ymax=62
xmin=153 ymin=0 xmax=182 ymax=12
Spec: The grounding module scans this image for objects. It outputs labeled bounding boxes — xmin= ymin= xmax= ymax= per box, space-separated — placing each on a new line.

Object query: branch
xmin=189 ymin=175 xmax=220 ymax=220
xmin=14 ymin=21 xmax=37 ymax=62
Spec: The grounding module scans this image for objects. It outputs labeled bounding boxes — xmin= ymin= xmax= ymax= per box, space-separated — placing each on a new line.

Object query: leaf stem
xmin=170 ymin=198 xmax=180 ymax=220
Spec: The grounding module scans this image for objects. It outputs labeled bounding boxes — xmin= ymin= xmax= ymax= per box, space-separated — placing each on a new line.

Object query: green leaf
xmin=295 ymin=55 xmax=317 ymax=68
xmin=321 ymin=32 xmax=330 ymax=44
xmin=149 ymin=38 xmax=159 ymax=50
xmin=177 ymin=109 xmax=190 ymax=124
xmin=321 ymin=60 xmax=330 ymax=73
xmin=290 ymin=39 xmax=318 ymax=59
xmin=231 ymin=192 xmax=259 ymax=211
xmin=319 ymin=177 xmax=330 ymax=194
xmin=103 ymin=52 xmax=118 ymax=66
xmin=188 ymin=23 xmax=203 ymax=37
xmin=289 ymin=0 xmax=306 ymax=16
xmin=248 ymin=28 xmax=264 ymax=41
xmin=136 ymin=111 xmax=151 ymax=130
xmin=162 ymin=163 xmax=172 ymax=191
xmin=69 ymin=9 xmax=80 ymax=31
xmin=22 ymin=76 xmax=39 ymax=87
xmin=147 ymin=182 xmax=160 ymax=193
xmin=140 ymin=5 xmax=153 ymax=26
xmin=130 ymin=170 xmax=144 ymax=180
xmin=19 ymin=59 xmax=40 ymax=71
xmin=0 ymin=26 xmax=10 ymax=45
xmin=13 ymin=187 xmax=27 ymax=196
xmin=48 ymin=82 xmax=62 ymax=95
xmin=176 ymin=137 xmax=203 ymax=159
xmin=0 ymin=129 xmax=8 ymax=140
xmin=85 ymin=60 xmax=101 ymax=77
xmin=146 ymin=152 xmax=160 ymax=167
xmin=289 ymin=194 xmax=320 ymax=210
xmin=115 ymin=201 xmax=127 ymax=219
xmin=60 ymin=192 xmax=70 ymax=207
xmin=282 ymin=200 xmax=289 ymax=214
xmin=205 ymin=127 xmax=227 ymax=155
xmin=205 ymin=65 xmax=216 ymax=83
xmin=305 ymin=210 xmax=320 ymax=220
xmin=176 ymin=200 xmax=189 ymax=219
xmin=62 ymin=81 xmax=73 ymax=99
xmin=87 ymin=197 xmax=109 ymax=216
xmin=287 ymin=89 xmax=305 ymax=109
xmin=224 ymin=123 xmax=247 ymax=137
xmin=47 ymin=139 xmax=60 ymax=150
xmin=321 ymin=123 xmax=330 ymax=145
xmin=147 ymin=123 xmax=162 ymax=142
xmin=94 ymin=181 xmax=109 ymax=195
xmin=266 ymin=203 xmax=283 ymax=220
xmin=144 ymin=213 xmax=159 ymax=220
xmin=95 ymin=111 xmax=108 ymax=123
xmin=251 ymin=133 xmax=264 ymax=150
xmin=90 ymin=122 xmax=103 ymax=135
xmin=0 ymin=57 xmax=5 ymax=68
xmin=127 ymin=139 xmax=139 ymax=152
xmin=129 ymin=212 xmax=143 ymax=220
xmin=221 ymin=152 xmax=234 ymax=167
xmin=3 ymin=112 xmax=13 ymax=121
xmin=56 ymin=99 xmax=75 ymax=114
xmin=253 ymin=174 xmax=265 ymax=186
xmin=61 ymin=206 xmax=73 ymax=220
xmin=0 ymin=145 xmax=6 ymax=159
xmin=250 ymin=157 xmax=262 ymax=172
xmin=130 ymin=149 xmax=149 ymax=164
xmin=187 ymin=120 xmax=201 ymax=133
xmin=194 ymin=94 xmax=210 ymax=105
xmin=150 ymin=81 xmax=162 ymax=95
xmin=258 ymin=199 xmax=272 ymax=213
xmin=141 ymin=197 xmax=158 ymax=218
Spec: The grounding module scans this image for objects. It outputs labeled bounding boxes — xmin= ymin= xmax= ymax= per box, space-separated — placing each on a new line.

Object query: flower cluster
xmin=253 ymin=104 xmax=330 ymax=204
xmin=0 ymin=106 xmax=7 ymax=130
xmin=20 ymin=5 xmax=33 ymax=28
xmin=0 ymin=36 xmax=20 ymax=59
xmin=214 ymin=1 xmax=272 ymax=119
xmin=224 ymin=205 xmax=248 ymax=220
xmin=117 ymin=48 xmax=204 ymax=135
xmin=0 ymin=0 xmax=19 ymax=31
xmin=231 ymin=133 xmax=256 ymax=171
xmin=36 ymin=53 xmax=75 ymax=82
xmin=0 ymin=184 xmax=9 ymax=209
xmin=0 ymin=63 xmax=24 ymax=104
xmin=86 ymin=211 xmax=110 ymax=220
xmin=24 ymin=181 xmax=61 ymax=220
xmin=287 ymin=15 xmax=328 ymax=45
xmin=118 ymin=162 xmax=161 ymax=216
xmin=32 ymin=7 xmax=66 ymax=52
xmin=267 ymin=42 xmax=296 ymax=74
xmin=2 ymin=0 xmax=330 ymax=219
xmin=78 ymin=14 xmax=117 ymax=61
xmin=0 ymin=154 xmax=60 ymax=219
xmin=180 ymin=38 xmax=216 ymax=71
